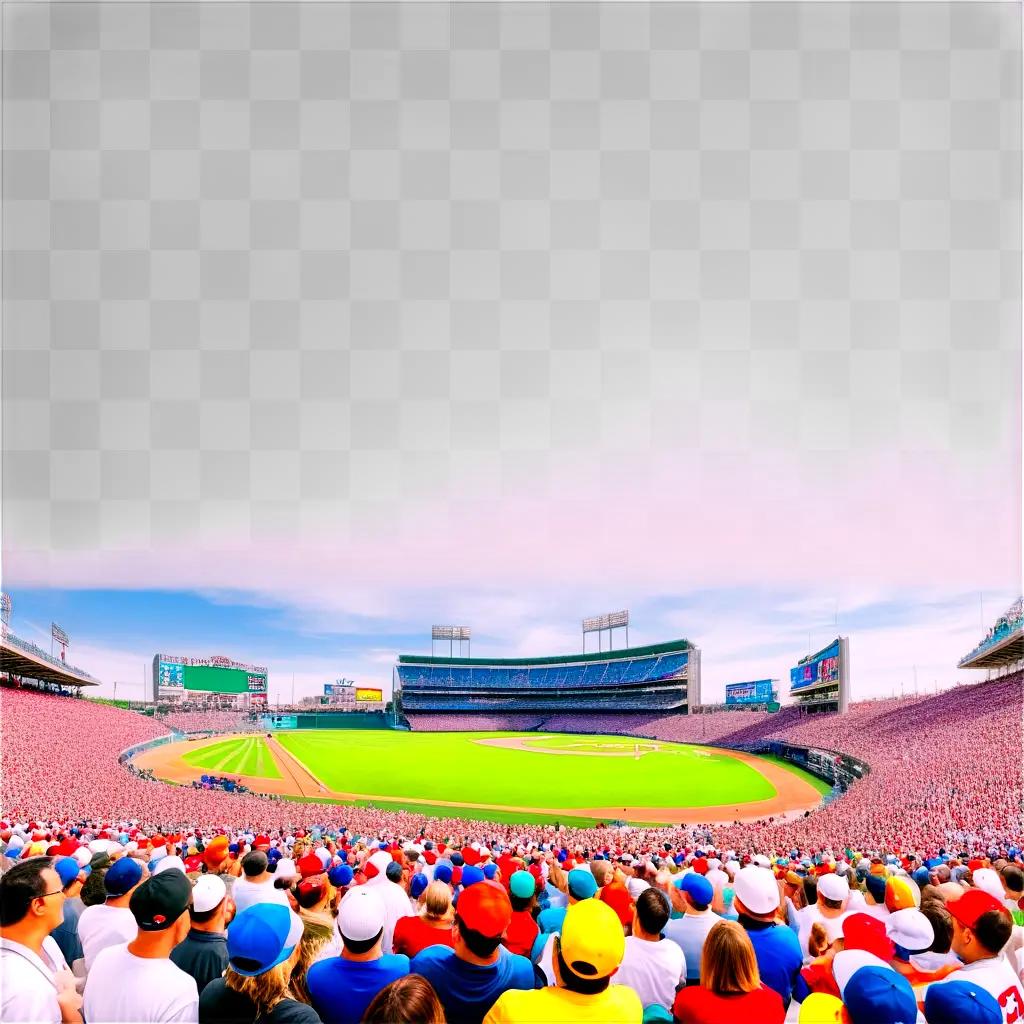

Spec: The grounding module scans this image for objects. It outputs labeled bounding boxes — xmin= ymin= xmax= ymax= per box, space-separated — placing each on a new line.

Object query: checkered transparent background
xmin=3 ymin=2 xmax=1020 ymax=553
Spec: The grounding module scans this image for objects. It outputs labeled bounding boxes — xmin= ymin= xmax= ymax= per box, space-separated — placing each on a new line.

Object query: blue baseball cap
xmin=328 ymin=864 xmax=353 ymax=887
xmin=460 ymin=865 xmax=485 ymax=887
xmin=678 ymin=872 xmax=714 ymax=907
xmin=228 ymin=904 xmax=304 ymax=977
xmin=864 ymin=874 xmax=887 ymax=903
xmin=450 ymin=853 xmax=464 ymax=867
xmin=567 ymin=869 xmax=598 ymax=901
xmin=104 ymin=857 xmax=143 ymax=896
xmin=924 ymin=980 xmax=1002 ymax=1024
xmin=482 ymin=863 xmax=498 ymax=880
xmin=55 ymin=857 xmax=83 ymax=889
xmin=410 ymin=873 xmax=429 ymax=899
xmin=434 ymin=864 xmax=453 ymax=885
xmin=840 ymin=964 xmax=917 ymax=1024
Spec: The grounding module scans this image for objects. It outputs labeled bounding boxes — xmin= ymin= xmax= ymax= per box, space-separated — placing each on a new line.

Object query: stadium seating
xmin=960 ymin=596 xmax=1024 ymax=663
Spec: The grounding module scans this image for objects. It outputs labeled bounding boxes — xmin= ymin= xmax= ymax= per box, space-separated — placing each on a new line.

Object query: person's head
xmin=733 ymin=866 xmax=780 ymax=921
xmin=226 ymin=904 xmax=305 ymax=1017
xmin=947 ymin=890 xmax=1013 ymax=962
xmin=129 ymin=868 xmax=194 ymax=949
xmin=54 ymin=856 xmax=87 ymax=899
xmin=190 ymin=875 xmax=229 ymax=930
xmin=920 ymin=900 xmax=953 ymax=954
xmin=554 ymin=897 xmax=625 ymax=995
xmin=337 ymin=886 xmax=386 ymax=957
xmin=508 ymin=871 xmax=535 ymax=913
xmin=1001 ymin=865 xmax=1023 ymax=899
xmin=678 ymin=873 xmax=713 ymax=913
xmin=633 ymin=887 xmax=670 ymax=939
xmin=0 ymin=857 xmax=65 ymax=935
xmin=566 ymin=869 xmax=598 ymax=904
xmin=363 ymin=974 xmax=445 ymax=1024
xmin=817 ymin=874 xmax=850 ymax=912
xmin=294 ymin=876 xmax=330 ymax=913
xmin=421 ymin=881 xmax=452 ymax=922
xmin=590 ymin=860 xmax=613 ymax=888
xmin=452 ymin=881 xmax=512 ymax=962
xmin=104 ymin=856 xmax=144 ymax=902
xmin=242 ymin=850 xmax=269 ymax=878
xmin=701 ymin=920 xmax=761 ymax=996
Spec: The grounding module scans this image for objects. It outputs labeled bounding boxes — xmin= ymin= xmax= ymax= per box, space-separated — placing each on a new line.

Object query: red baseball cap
xmin=296 ymin=853 xmax=324 ymax=879
xmin=948 ymin=889 xmax=1007 ymax=931
xmin=456 ymin=880 xmax=512 ymax=939
xmin=599 ymin=883 xmax=635 ymax=927
xmin=842 ymin=913 xmax=894 ymax=962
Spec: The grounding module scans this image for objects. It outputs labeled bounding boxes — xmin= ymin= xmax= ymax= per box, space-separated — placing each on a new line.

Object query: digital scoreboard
xmin=153 ymin=654 xmax=268 ymax=704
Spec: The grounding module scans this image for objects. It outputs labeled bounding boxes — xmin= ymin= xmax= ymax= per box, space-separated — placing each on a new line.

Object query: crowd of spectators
xmin=157 ymin=709 xmax=262 ymax=736
xmin=960 ymin=597 xmax=1024 ymax=664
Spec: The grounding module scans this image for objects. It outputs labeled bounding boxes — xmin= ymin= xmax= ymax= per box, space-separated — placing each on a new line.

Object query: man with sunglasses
xmin=1 ymin=857 xmax=83 ymax=1024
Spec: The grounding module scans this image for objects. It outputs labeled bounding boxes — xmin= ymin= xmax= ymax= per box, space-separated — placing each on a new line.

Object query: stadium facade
xmin=395 ymin=638 xmax=700 ymax=714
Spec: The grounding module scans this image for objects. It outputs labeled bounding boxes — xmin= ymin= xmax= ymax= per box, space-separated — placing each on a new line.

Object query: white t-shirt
xmin=934 ymin=956 xmax=1024 ymax=1024
xmin=664 ymin=911 xmax=720 ymax=983
xmin=614 ymin=935 xmax=687 ymax=1010
xmin=230 ymin=875 xmax=290 ymax=916
xmin=83 ymin=943 xmax=199 ymax=1023
xmin=797 ymin=906 xmax=850 ymax=961
xmin=0 ymin=936 xmax=69 ymax=1024
xmin=77 ymin=902 xmax=137 ymax=972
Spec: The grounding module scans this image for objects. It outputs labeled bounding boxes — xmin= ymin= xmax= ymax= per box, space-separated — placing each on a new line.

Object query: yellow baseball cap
xmin=558 ymin=898 xmax=624 ymax=979
xmin=799 ymin=992 xmax=849 ymax=1024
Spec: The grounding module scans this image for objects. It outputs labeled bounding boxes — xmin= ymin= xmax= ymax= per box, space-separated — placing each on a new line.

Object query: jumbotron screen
xmin=155 ymin=655 xmax=267 ymax=697
xmin=790 ymin=640 xmax=841 ymax=691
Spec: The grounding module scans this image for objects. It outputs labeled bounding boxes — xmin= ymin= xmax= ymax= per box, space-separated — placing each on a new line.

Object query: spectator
xmin=0 ymin=857 xmax=83 ymax=1024
xmin=49 ymin=857 xmax=87 ymax=978
xmin=483 ymin=898 xmax=642 ymax=1024
xmin=503 ymin=872 xmax=539 ymax=959
xmin=663 ymin=873 xmax=718 ymax=985
xmin=392 ymin=881 xmax=455 ymax=958
xmin=291 ymin=874 xmax=341 ymax=1004
xmin=797 ymin=873 xmax=852 ymax=960
xmin=363 ymin=849 xmax=415 ymax=955
xmin=232 ymin=851 xmax=290 ymax=916
xmin=934 ymin=889 xmax=1024 ymax=1022
xmin=363 ymin=974 xmax=445 ymax=1024
xmin=732 ymin=866 xmax=802 ymax=1008
xmin=83 ymin=869 xmax=198 ymax=1023
xmin=924 ymin=979 xmax=1003 ymax=1024
xmin=671 ymin=920 xmax=784 ymax=1024
xmin=531 ymin=868 xmax=598 ymax=977
xmin=411 ymin=880 xmax=535 ymax=1024
xmin=169 ymin=875 xmax=232 ymax=995
xmin=615 ymin=887 xmax=685 ymax=1011
xmin=307 ymin=887 xmax=409 ymax=1024
xmin=76 ymin=856 xmax=144 ymax=972
xmin=1000 ymin=865 xmax=1024 ymax=925
xmin=200 ymin=903 xmax=318 ymax=1024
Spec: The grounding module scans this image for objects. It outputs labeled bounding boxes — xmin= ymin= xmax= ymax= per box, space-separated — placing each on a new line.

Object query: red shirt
xmin=503 ymin=910 xmax=539 ymax=959
xmin=672 ymin=984 xmax=785 ymax=1024
xmin=391 ymin=916 xmax=454 ymax=958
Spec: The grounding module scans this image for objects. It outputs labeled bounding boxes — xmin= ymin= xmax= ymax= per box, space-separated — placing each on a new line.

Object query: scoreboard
xmin=725 ymin=679 xmax=776 ymax=705
xmin=153 ymin=654 xmax=268 ymax=704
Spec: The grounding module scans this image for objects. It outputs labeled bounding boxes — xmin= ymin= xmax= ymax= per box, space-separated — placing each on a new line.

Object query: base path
xmin=133 ymin=733 xmax=823 ymax=825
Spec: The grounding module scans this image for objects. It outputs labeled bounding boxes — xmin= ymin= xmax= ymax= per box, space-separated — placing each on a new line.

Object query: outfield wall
xmin=259 ymin=710 xmax=400 ymax=731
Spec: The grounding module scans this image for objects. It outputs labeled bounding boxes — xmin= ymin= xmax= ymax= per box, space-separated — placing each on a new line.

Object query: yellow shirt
xmin=483 ymin=983 xmax=643 ymax=1024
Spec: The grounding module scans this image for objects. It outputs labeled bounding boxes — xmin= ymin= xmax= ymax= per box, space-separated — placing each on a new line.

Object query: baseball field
xmin=140 ymin=730 xmax=830 ymax=827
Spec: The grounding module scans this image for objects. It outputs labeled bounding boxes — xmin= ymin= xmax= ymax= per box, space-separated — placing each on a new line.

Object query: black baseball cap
xmin=129 ymin=869 xmax=192 ymax=931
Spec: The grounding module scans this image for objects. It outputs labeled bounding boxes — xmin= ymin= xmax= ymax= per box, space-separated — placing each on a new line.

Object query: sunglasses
xmin=36 ymin=889 xmax=66 ymax=900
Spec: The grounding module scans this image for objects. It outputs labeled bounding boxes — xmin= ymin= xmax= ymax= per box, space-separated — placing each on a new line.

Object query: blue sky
xmin=5 ymin=583 xmax=1017 ymax=706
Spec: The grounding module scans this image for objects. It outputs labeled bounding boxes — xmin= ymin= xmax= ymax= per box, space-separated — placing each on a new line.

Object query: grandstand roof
xmin=958 ymin=624 xmax=1024 ymax=669
xmin=398 ymin=637 xmax=691 ymax=667
xmin=0 ymin=631 xmax=100 ymax=687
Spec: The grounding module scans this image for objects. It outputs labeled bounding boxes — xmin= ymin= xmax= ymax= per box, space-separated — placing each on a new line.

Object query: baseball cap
xmin=947 ymin=888 xmax=1007 ymax=930
xmin=885 ymin=907 xmax=934 ymax=955
xmin=798 ymin=992 xmax=846 ymax=1023
xmin=678 ymin=872 xmax=714 ymax=907
xmin=884 ymin=875 xmax=919 ymax=912
xmin=204 ymin=835 xmax=229 ymax=868
xmin=410 ymin=873 xmax=429 ymax=900
xmin=338 ymin=887 xmax=386 ymax=943
xmin=599 ymin=883 xmax=634 ymax=926
xmin=104 ymin=856 xmax=143 ymax=896
xmin=842 ymin=912 xmax=895 ymax=962
xmin=864 ymin=873 xmax=887 ymax=904
xmin=924 ymin=979 xmax=1002 ymax=1024
xmin=509 ymin=871 xmax=535 ymax=900
xmin=152 ymin=855 xmax=186 ymax=876
xmin=130 ymin=869 xmax=192 ymax=931
xmin=456 ymin=880 xmax=512 ymax=939
xmin=460 ymin=864 xmax=485 ymax=888
xmin=971 ymin=868 xmax=1005 ymax=901
xmin=192 ymin=875 xmax=226 ymax=914
xmin=295 ymin=852 xmax=324 ymax=880
xmin=54 ymin=856 xmax=83 ymax=889
xmin=434 ymin=863 xmax=453 ymax=885
xmin=328 ymin=864 xmax=353 ymax=888
xmin=228 ymin=904 xmax=304 ymax=977
xmin=840 ymin=961 xmax=917 ymax=1024
xmin=734 ymin=866 xmax=780 ymax=914
xmin=567 ymin=868 xmax=598 ymax=901
xmin=558 ymin=898 xmax=625 ymax=979
xmin=817 ymin=873 xmax=850 ymax=903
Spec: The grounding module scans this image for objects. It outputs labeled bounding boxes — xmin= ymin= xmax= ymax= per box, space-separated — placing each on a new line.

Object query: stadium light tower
xmin=432 ymin=625 xmax=471 ymax=658
xmin=582 ymin=610 xmax=629 ymax=654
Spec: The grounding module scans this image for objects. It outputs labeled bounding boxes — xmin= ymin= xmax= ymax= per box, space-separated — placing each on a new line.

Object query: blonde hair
xmin=808 ymin=921 xmax=831 ymax=959
xmin=421 ymin=882 xmax=453 ymax=922
xmin=547 ymin=861 xmax=567 ymax=893
xmin=700 ymin=921 xmax=761 ymax=995
xmin=224 ymin=952 xmax=298 ymax=1017
xmin=290 ymin=918 xmax=333 ymax=1005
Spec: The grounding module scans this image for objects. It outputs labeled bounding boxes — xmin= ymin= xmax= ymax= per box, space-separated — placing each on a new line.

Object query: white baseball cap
xmin=153 ymin=855 xmax=186 ymax=876
xmin=751 ymin=854 xmax=772 ymax=869
xmin=192 ymin=875 xmax=227 ymax=914
xmin=832 ymin=949 xmax=893 ymax=998
xmin=275 ymin=858 xmax=297 ymax=880
xmin=733 ymin=866 xmax=780 ymax=914
xmin=818 ymin=873 xmax=850 ymax=903
xmin=338 ymin=887 xmax=386 ymax=943
xmin=972 ymin=868 xmax=1004 ymax=902
xmin=885 ymin=908 xmax=934 ymax=953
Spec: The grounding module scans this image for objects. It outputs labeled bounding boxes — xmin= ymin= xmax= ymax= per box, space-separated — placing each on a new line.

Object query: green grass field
xmin=176 ymin=730 xmax=828 ymax=825
xmin=182 ymin=735 xmax=281 ymax=779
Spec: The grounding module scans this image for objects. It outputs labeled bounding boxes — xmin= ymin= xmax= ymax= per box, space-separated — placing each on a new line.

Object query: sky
xmin=1 ymin=2 xmax=1021 ymax=706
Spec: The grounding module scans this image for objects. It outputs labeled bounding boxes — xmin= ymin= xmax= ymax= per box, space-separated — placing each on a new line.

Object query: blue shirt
xmin=743 ymin=921 xmax=802 ymax=1008
xmin=307 ymin=954 xmax=409 ymax=1024
xmin=410 ymin=944 xmax=535 ymax=1024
